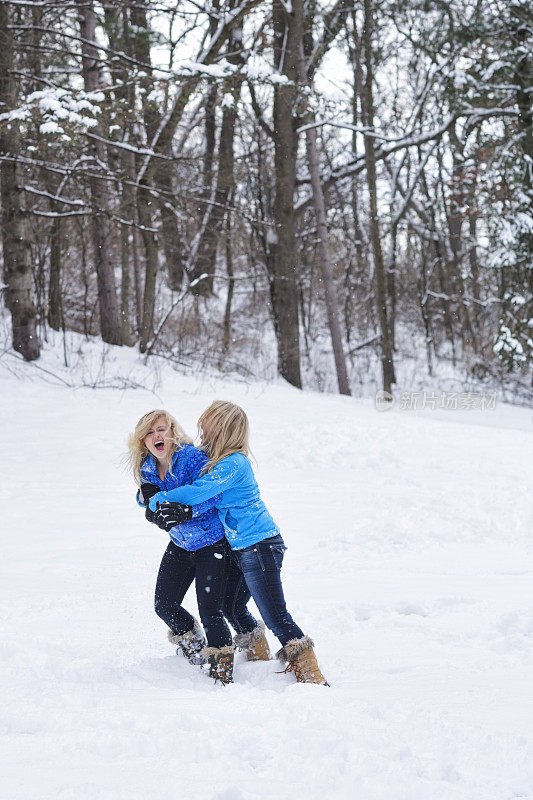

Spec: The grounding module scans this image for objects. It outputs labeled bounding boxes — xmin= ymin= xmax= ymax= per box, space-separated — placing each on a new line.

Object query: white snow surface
xmin=1 ymin=341 xmax=533 ymax=800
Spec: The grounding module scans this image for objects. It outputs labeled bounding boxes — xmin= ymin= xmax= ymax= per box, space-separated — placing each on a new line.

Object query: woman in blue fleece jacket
xmin=149 ymin=401 xmax=329 ymax=686
xmin=128 ymin=409 xmax=265 ymax=683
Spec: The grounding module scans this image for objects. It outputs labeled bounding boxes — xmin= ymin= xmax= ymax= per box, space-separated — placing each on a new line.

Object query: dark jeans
xmin=231 ymin=534 xmax=304 ymax=647
xmin=154 ymin=539 xmax=233 ymax=649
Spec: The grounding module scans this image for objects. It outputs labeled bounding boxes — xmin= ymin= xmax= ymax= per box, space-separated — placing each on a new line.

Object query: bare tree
xmin=270 ymin=0 xmax=304 ymax=388
xmin=0 ymin=3 xmax=39 ymax=361
xmin=296 ymin=41 xmax=351 ymax=395
xmin=77 ymin=0 xmax=122 ymax=345
xmin=361 ymin=0 xmax=395 ymax=393
xmin=189 ymin=13 xmax=246 ymax=296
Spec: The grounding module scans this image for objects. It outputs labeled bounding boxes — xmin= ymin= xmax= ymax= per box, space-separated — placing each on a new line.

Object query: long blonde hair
xmin=126 ymin=409 xmax=192 ymax=485
xmin=198 ymin=401 xmax=250 ymax=472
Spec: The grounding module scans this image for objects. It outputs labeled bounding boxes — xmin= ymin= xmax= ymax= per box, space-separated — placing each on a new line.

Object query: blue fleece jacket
xmin=152 ymin=452 xmax=279 ymax=550
xmin=137 ymin=445 xmax=224 ymax=551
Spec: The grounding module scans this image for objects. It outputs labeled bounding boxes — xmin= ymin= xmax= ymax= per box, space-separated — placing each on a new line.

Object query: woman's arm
xmin=189 ymin=496 xmax=222 ymax=518
xmin=181 ymin=446 xmax=221 ymax=517
xmin=149 ymin=455 xmax=242 ymax=510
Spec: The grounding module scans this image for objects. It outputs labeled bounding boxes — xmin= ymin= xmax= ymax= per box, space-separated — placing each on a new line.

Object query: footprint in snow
xmin=396 ymin=603 xmax=429 ymax=617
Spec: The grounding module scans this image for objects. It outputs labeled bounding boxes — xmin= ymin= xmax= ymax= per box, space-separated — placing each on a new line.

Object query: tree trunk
xmin=27 ymin=4 xmax=62 ymax=334
xmin=442 ymin=132 xmax=477 ymax=353
xmin=271 ymin=0 xmax=303 ymax=388
xmin=386 ymin=222 xmax=398 ymax=350
xmin=418 ymin=249 xmax=434 ymax=377
xmin=361 ymin=0 xmax=395 ymax=393
xmin=77 ymin=0 xmax=122 ymax=345
xmin=468 ymin=212 xmax=481 ymax=332
xmin=130 ymin=0 xmax=185 ymax=293
xmin=418 ymin=157 xmax=456 ymax=360
xmin=222 ymin=210 xmax=235 ymax=356
xmin=347 ymin=12 xmax=371 ymax=343
xmin=510 ymin=3 xmax=533 ymax=370
xmin=296 ymin=43 xmax=351 ymax=395
xmin=189 ymin=32 xmax=218 ymax=296
xmin=138 ymin=184 xmax=159 ymax=352
xmin=0 ymin=3 xmax=39 ymax=361
xmin=125 ymin=3 xmax=159 ymax=351
xmin=157 ymin=166 xmax=185 ymax=292
xmin=104 ymin=6 xmax=134 ymax=344
xmin=131 ymin=190 xmax=143 ymax=335
xmin=48 ymin=212 xmax=62 ymax=331
xmin=112 ymin=5 xmax=144 ymax=335
xmin=512 ymin=3 xmax=533 ymax=217
xmin=191 ymin=11 xmax=246 ymax=296
xmin=191 ymin=79 xmax=243 ymax=296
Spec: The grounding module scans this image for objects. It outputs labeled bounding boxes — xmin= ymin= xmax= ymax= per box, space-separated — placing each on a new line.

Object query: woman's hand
xmin=153 ymin=501 xmax=193 ymax=532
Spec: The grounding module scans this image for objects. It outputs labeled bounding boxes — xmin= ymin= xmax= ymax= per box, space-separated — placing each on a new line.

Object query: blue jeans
xmin=231 ymin=534 xmax=304 ymax=647
xmin=222 ymin=540 xmax=259 ymax=634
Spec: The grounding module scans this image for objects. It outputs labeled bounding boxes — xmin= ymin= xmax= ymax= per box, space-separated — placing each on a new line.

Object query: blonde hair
xmin=198 ymin=401 xmax=250 ymax=471
xmin=126 ymin=409 xmax=192 ymax=485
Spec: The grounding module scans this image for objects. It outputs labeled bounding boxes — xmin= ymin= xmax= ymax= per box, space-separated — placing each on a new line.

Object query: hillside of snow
xmin=1 ymin=338 xmax=532 ymax=800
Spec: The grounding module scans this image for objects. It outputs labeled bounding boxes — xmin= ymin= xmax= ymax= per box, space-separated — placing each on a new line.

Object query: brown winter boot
xmin=168 ymin=622 xmax=206 ymax=666
xmin=277 ymin=636 xmax=329 ymax=686
xmin=234 ymin=622 xmax=271 ymax=661
xmin=202 ymin=645 xmax=235 ymax=685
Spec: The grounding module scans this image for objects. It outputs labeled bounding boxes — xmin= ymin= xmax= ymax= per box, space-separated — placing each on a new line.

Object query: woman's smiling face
xmin=144 ymin=416 xmax=173 ymax=462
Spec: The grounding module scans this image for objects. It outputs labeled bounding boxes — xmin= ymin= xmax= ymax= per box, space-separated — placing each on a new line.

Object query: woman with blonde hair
xmin=128 ymin=409 xmax=266 ymax=684
xmin=149 ymin=401 xmax=329 ymax=685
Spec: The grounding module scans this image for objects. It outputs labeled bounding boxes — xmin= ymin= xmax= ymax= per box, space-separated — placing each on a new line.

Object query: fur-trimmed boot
xmin=168 ymin=622 xmax=206 ymax=665
xmin=276 ymin=636 xmax=329 ymax=686
xmin=202 ymin=645 xmax=235 ymax=685
xmin=234 ymin=622 xmax=271 ymax=661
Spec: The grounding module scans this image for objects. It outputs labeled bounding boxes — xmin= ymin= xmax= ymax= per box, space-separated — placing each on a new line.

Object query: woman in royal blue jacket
xmin=128 ymin=409 xmax=267 ymax=684
xmin=149 ymin=401 xmax=329 ymax=686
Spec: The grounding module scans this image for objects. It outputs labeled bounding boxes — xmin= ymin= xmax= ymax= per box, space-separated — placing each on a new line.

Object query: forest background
xmin=0 ymin=0 xmax=531 ymax=400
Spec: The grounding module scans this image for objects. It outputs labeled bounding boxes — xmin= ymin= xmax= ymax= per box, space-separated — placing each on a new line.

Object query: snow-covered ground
xmin=1 ymin=340 xmax=532 ymax=800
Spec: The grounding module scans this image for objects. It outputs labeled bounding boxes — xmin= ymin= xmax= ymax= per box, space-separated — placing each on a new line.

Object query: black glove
xmin=137 ymin=483 xmax=161 ymax=523
xmin=138 ymin=483 xmax=161 ymax=504
xmin=153 ymin=501 xmax=193 ymax=532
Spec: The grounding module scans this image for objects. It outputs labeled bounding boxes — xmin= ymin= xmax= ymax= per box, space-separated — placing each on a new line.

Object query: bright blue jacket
xmin=155 ymin=452 xmax=280 ymax=550
xmin=137 ymin=445 xmax=224 ymax=551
